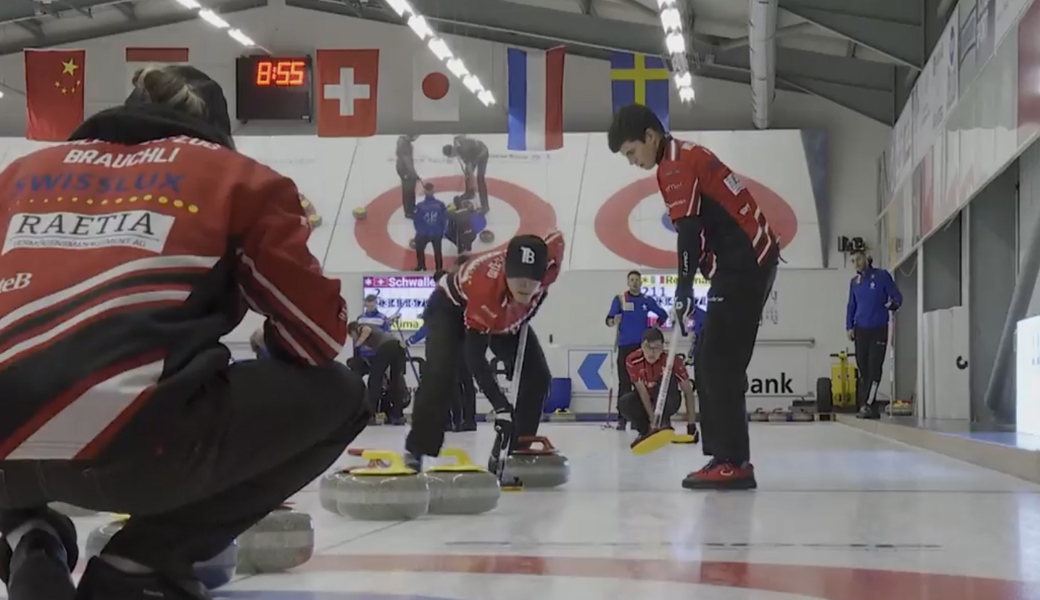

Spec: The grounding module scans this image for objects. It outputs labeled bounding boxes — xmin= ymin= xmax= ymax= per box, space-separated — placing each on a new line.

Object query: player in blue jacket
xmin=606 ymin=271 xmax=670 ymax=430
xmin=845 ymin=249 xmax=902 ymax=419
xmin=347 ymin=294 xmax=392 ymax=375
xmin=413 ymin=183 xmax=448 ymax=274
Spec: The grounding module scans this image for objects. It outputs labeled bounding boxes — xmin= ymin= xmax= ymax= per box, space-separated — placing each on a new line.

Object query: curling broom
xmin=490 ymin=322 xmax=529 ymax=490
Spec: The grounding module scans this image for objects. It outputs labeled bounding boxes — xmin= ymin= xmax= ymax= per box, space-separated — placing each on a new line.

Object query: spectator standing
xmin=846 ymin=249 xmax=902 ymax=419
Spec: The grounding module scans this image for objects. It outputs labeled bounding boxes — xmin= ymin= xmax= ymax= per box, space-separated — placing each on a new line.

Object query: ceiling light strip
xmin=657 ymin=0 xmax=694 ymax=102
xmin=172 ymin=0 xmax=258 ymax=49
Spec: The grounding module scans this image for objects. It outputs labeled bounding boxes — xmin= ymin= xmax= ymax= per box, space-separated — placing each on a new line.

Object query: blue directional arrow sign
xmin=577 ymin=352 xmax=608 ymax=391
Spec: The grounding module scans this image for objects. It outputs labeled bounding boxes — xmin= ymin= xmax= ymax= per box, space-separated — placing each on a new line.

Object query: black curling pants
xmin=367 ymin=341 xmax=407 ymax=418
xmin=0 ymin=359 xmax=369 ymax=584
xmin=407 ymin=289 xmax=550 ymax=457
xmin=450 ymin=360 xmax=477 ymax=427
xmin=618 ymin=382 xmax=681 ymax=436
xmin=615 ymin=344 xmax=641 ymax=423
xmin=695 ymin=258 xmax=777 ymax=465
xmin=854 ymin=325 xmax=889 ymax=407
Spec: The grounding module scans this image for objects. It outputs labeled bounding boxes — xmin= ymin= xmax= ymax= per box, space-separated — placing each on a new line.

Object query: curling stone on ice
xmin=791 ymin=408 xmax=815 ymax=422
xmin=237 ymin=504 xmax=314 ymax=573
xmin=502 ymin=436 xmax=570 ymax=489
xmin=478 ymin=230 xmax=495 ymax=244
xmin=352 ymin=207 xmax=368 ymax=220
xmin=86 ymin=515 xmax=237 ymax=589
xmin=421 ymin=447 xmax=500 ymax=515
xmin=321 ymin=450 xmax=429 ymax=521
xmin=767 ymin=408 xmax=790 ymax=422
xmin=319 ymin=448 xmax=388 ymax=514
xmin=749 ymin=408 xmax=769 ymax=422
xmin=49 ymin=502 xmax=97 ymax=517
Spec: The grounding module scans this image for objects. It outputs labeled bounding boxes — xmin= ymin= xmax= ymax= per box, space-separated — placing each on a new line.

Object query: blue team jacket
xmin=355 ymin=310 xmax=391 ymax=357
xmin=413 ymin=195 xmax=447 ymax=238
xmin=606 ymin=291 xmax=669 ymax=347
xmin=846 ymin=266 xmax=902 ymax=330
xmin=407 ymin=324 xmax=427 ymax=345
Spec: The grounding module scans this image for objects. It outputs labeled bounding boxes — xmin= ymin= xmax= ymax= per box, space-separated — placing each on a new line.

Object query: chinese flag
xmin=315 ymin=49 xmax=379 ymax=137
xmin=24 ymin=49 xmax=86 ymax=141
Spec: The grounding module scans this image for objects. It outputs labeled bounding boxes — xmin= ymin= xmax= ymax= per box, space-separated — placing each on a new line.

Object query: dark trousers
xmin=615 ymin=343 xmax=641 ymax=423
xmin=0 ymin=360 xmax=369 ymax=580
xmin=415 ymin=234 xmax=444 ymax=272
xmin=458 ymin=156 xmax=489 ymax=213
xmin=399 ymin=174 xmax=418 ymax=218
xmin=450 ymin=360 xmax=477 ymax=427
xmin=368 ymin=342 xmax=407 ymax=418
xmin=854 ymin=325 xmax=889 ymax=407
xmin=407 ymin=289 xmax=550 ymax=457
xmin=618 ymin=383 xmax=681 ymax=436
xmin=696 ymin=259 xmax=777 ymax=464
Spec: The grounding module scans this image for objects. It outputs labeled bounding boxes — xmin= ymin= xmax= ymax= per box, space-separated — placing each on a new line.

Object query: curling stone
xmin=319 ymin=449 xmax=388 ymax=514
xmin=352 ymin=207 xmax=367 ymax=220
xmin=237 ymin=504 xmax=314 ymax=573
xmin=479 ymin=230 xmax=495 ymax=244
xmin=749 ymin=408 xmax=769 ymax=422
xmin=325 ymin=450 xmax=429 ymax=521
xmin=49 ymin=502 xmax=97 ymax=517
xmin=421 ymin=447 xmax=500 ymax=515
xmin=86 ymin=516 xmax=237 ymax=589
xmin=767 ymin=408 xmax=790 ymax=422
xmin=502 ymin=436 xmax=569 ymax=489
xmin=549 ymin=409 xmax=576 ymax=422
xmin=791 ymin=408 xmax=815 ymax=422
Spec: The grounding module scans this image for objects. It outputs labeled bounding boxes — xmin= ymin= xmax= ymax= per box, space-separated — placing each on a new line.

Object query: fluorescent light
xmin=174 ymin=0 xmax=201 ymax=8
xmin=660 ymin=8 xmax=681 ymax=31
xmin=228 ymin=28 xmax=255 ymax=46
xmin=384 ymin=0 xmax=494 ymax=107
xmin=673 ymin=71 xmax=691 ymax=87
xmin=198 ymin=8 xmax=229 ymax=28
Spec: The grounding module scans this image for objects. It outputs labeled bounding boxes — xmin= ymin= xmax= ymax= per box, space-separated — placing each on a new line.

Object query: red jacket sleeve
xmin=541 ymin=230 xmax=566 ymax=287
xmin=625 ymin=353 xmax=642 ymax=385
xmin=672 ymin=356 xmax=690 ymax=384
xmin=232 ymin=167 xmax=346 ymax=366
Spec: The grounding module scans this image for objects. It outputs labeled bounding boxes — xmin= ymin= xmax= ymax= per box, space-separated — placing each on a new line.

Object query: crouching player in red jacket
xmin=0 ymin=65 xmax=368 ymax=600
xmin=405 ymin=232 xmax=564 ymax=470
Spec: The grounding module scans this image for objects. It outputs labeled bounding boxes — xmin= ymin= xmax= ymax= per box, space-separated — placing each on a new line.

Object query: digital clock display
xmin=235 ymin=55 xmax=313 ymax=121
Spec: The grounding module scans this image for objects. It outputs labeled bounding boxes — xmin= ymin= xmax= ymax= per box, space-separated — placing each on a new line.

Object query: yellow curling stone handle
xmin=351 ymin=450 xmax=416 ymax=476
xmin=429 ymin=447 xmax=483 ymax=473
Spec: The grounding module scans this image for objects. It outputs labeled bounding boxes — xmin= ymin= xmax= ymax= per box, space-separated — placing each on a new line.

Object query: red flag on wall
xmin=24 ymin=49 xmax=86 ymax=141
xmin=315 ymin=49 xmax=379 ymax=137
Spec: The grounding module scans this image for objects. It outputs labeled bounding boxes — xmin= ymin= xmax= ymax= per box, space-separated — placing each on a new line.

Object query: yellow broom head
xmin=630 ymin=428 xmax=676 ymax=455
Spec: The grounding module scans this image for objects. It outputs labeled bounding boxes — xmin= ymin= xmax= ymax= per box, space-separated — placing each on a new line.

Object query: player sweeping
xmin=443 ymin=135 xmax=490 ymax=215
xmin=609 ymin=104 xmax=778 ymax=491
xmin=404 ymin=231 xmax=565 ymax=470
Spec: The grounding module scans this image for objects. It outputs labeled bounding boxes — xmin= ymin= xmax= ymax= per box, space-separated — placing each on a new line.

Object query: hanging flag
xmin=609 ymin=52 xmax=670 ymax=131
xmin=413 ymin=53 xmax=458 ymax=122
xmin=24 ymin=49 xmax=85 ymax=141
xmin=506 ymin=46 xmax=565 ymax=151
xmin=315 ymin=49 xmax=380 ymax=137
xmin=125 ymin=47 xmax=189 ymax=96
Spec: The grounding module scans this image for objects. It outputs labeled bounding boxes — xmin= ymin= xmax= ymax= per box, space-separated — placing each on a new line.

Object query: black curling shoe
xmin=76 ymin=557 xmax=213 ymax=600
xmin=1 ymin=529 xmax=76 ymax=600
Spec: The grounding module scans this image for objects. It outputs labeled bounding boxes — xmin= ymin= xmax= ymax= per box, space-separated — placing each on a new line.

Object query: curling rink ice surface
xmin=30 ymin=422 xmax=1040 ymax=600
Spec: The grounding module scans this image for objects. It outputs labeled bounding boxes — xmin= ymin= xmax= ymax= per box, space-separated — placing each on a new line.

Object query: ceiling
xmin=0 ymin=0 xmax=956 ymax=125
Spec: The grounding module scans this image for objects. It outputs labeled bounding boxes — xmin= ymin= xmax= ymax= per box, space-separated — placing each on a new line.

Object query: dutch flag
xmin=507 ymin=47 xmax=565 ymax=151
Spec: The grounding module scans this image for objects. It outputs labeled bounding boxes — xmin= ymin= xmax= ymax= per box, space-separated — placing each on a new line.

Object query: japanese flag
xmin=125 ymin=47 xmax=189 ymax=95
xmin=413 ymin=54 xmax=458 ymax=122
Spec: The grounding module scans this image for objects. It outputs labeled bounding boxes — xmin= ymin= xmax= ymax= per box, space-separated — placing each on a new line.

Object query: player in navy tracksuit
xmin=605 ymin=271 xmax=669 ymax=430
xmin=413 ymin=183 xmax=448 ymax=274
xmin=348 ymin=296 xmax=392 ymax=377
xmin=846 ymin=250 xmax=902 ymax=419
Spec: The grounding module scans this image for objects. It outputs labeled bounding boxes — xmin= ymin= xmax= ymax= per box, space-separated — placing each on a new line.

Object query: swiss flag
xmin=413 ymin=53 xmax=458 ymax=121
xmin=316 ymin=49 xmax=379 ymax=137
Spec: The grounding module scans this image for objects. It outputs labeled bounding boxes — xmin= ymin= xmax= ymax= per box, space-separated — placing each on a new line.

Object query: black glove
xmin=886 ymin=301 xmax=900 ymax=312
xmin=673 ymin=293 xmax=694 ymax=336
xmin=493 ymin=406 xmax=514 ymax=444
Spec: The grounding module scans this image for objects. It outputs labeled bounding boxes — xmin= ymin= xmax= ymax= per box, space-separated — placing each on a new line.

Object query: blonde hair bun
xmin=132 ymin=65 xmax=206 ymax=118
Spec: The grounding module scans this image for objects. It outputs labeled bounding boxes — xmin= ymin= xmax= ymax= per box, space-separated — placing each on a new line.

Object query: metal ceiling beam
xmin=577 ymin=0 xmax=595 ymax=16
xmin=0 ymin=0 xmax=113 ymax=23
xmin=15 ymin=18 xmax=46 ymax=41
xmin=777 ymin=0 xmax=924 ymax=70
xmin=287 ymin=0 xmax=896 ymax=125
xmin=0 ymin=0 xmax=267 ymax=55
xmin=612 ymin=0 xmax=656 ymax=19
xmin=112 ymin=1 xmax=137 ymax=20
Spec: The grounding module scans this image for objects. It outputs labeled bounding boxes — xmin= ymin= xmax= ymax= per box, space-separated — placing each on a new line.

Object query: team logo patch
xmin=3 ymin=210 xmax=175 ymax=255
xmin=723 ymin=172 xmax=744 ymax=195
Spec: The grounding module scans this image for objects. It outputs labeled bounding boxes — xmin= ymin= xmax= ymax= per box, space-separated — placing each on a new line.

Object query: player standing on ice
xmin=404 ymin=232 xmax=565 ymax=470
xmin=443 ymin=135 xmax=490 ymax=215
xmin=608 ymin=104 xmax=778 ymax=491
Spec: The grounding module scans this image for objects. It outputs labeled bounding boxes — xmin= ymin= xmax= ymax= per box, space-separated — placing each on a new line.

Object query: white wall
xmin=1021 ymin=142 xmax=1040 ymax=316
xmin=0 ymin=5 xmax=891 ymax=412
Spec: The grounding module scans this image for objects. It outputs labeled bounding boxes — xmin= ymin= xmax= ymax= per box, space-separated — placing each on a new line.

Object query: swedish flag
xmin=610 ymin=52 xmax=670 ymax=131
